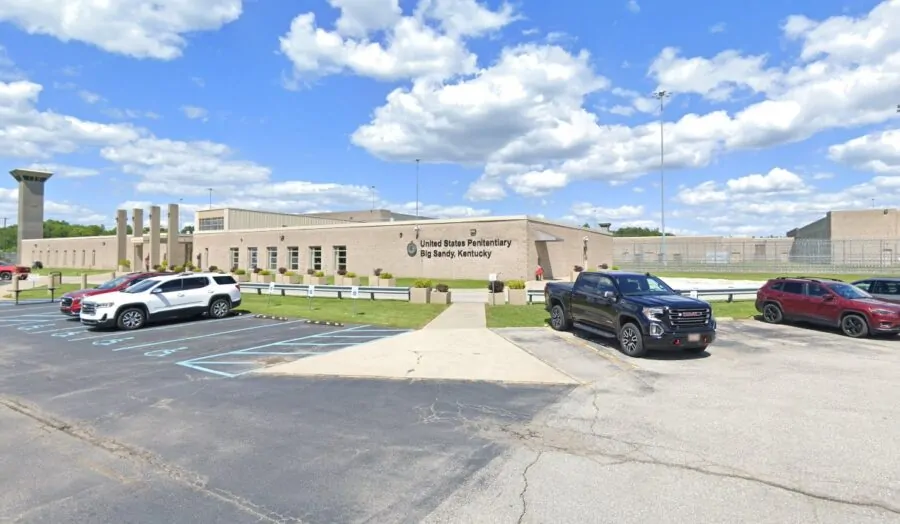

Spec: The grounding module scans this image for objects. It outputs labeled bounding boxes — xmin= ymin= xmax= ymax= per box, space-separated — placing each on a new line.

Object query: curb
xmin=254 ymin=314 xmax=290 ymax=321
xmin=304 ymin=319 xmax=344 ymax=326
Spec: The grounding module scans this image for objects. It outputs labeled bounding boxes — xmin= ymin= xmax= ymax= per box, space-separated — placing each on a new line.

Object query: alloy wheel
xmin=842 ymin=316 xmax=865 ymax=337
xmin=621 ymin=326 xmax=640 ymax=354
xmin=551 ymin=306 xmax=563 ymax=329
xmin=121 ymin=310 xmax=143 ymax=329
xmin=211 ymin=300 xmax=229 ymax=318
xmin=763 ymin=304 xmax=781 ymax=323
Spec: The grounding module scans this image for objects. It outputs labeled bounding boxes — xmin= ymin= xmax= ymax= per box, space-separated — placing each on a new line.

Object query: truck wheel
xmin=0 ymin=272 xmax=11 ymax=281
xmin=618 ymin=323 xmax=648 ymax=358
xmin=116 ymin=308 xmax=146 ymax=331
xmin=840 ymin=314 xmax=869 ymax=338
xmin=762 ymin=303 xmax=783 ymax=324
xmin=208 ymin=298 xmax=231 ymax=319
xmin=549 ymin=304 xmax=571 ymax=331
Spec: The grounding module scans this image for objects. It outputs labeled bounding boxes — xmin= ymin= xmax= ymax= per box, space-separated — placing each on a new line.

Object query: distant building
xmin=787 ymin=209 xmax=900 ymax=266
xmin=613 ymin=236 xmax=794 ymax=267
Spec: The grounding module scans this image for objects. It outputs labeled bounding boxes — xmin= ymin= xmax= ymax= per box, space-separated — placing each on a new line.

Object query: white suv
xmin=80 ymin=272 xmax=242 ymax=331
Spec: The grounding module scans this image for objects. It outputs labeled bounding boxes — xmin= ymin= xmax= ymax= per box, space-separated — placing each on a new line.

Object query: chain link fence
xmin=613 ymin=238 xmax=900 ymax=274
xmin=0 ymin=250 xmax=16 ymax=264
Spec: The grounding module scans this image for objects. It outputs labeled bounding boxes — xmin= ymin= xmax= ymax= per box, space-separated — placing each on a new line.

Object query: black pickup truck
xmin=544 ymin=271 xmax=716 ymax=357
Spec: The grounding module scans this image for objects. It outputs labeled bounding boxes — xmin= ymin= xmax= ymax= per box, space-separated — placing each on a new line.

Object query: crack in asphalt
xmin=516 ymin=451 xmax=543 ymax=524
xmin=0 ymin=396 xmax=304 ymax=524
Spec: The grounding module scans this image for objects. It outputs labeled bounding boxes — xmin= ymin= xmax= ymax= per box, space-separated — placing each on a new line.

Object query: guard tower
xmin=10 ymin=168 xmax=52 ymax=257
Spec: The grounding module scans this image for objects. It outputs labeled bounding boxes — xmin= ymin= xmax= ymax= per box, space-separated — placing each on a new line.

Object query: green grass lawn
xmin=654 ymin=271 xmax=874 ymax=282
xmin=485 ymin=300 xmax=760 ymax=328
xmin=1 ymin=283 xmax=82 ymax=300
xmin=32 ymin=267 xmax=111 ymax=276
xmin=239 ymin=295 xmax=447 ymax=328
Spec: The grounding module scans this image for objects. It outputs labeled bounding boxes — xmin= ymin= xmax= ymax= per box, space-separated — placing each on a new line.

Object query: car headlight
xmin=642 ymin=307 xmax=665 ymax=320
xmin=870 ymin=309 xmax=894 ymax=315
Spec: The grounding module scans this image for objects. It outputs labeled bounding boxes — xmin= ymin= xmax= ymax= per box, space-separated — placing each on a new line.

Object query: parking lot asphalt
xmin=0 ymin=302 xmax=572 ymax=523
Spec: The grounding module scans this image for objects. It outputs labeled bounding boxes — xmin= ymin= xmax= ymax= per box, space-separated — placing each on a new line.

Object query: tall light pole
xmin=415 ymin=159 xmax=420 ymax=218
xmin=207 ymin=188 xmax=213 ymax=209
xmin=653 ymin=90 xmax=670 ymax=266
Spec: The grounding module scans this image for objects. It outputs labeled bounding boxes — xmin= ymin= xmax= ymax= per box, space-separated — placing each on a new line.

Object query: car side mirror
xmin=151 ymin=288 xmax=163 ymax=294
xmin=602 ymin=290 xmax=616 ymax=299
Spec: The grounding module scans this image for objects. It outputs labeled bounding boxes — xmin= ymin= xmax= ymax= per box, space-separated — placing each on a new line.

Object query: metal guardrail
xmin=239 ymin=282 xmax=411 ymax=300
xmin=526 ymin=287 xmax=759 ymax=304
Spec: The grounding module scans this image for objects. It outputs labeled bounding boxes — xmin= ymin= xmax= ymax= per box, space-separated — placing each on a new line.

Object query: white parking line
xmin=28 ymin=324 xmax=90 ymax=334
xmin=111 ymin=319 xmax=304 ymax=351
xmin=68 ymin=314 xmax=254 ymax=342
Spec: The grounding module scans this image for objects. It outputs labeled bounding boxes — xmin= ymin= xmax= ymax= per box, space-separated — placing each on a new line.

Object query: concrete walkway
xmin=423 ymin=303 xmax=486 ymax=329
xmin=260 ymin=303 xmax=577 ymax=385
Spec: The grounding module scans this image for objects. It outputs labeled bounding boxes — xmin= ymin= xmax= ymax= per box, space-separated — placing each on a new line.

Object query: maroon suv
xmin=755 ymin=276 xmax=900 ymax=338
xmin=60 ymin=272 xmax=169 ymax=316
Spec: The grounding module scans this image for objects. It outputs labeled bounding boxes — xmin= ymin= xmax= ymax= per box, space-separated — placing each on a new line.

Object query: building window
xmin=81 ymin=250 xmax=86 ymax=266
xmin=309 ymin=246 xmax=322 ymax=271
xmin=247 ymin=247 xmax=258 ymax=269
xmin=266 ymin=247 xmax=278 ymax=270
xmin=333 ymin=245 xmax=347 ymax=271
xmin=71 ymin=250 xmax=76 ymax=265
xmin=63 ymin=250 xmax=67 ymax=265
xmin=287 ymin=247 xmax=300 ymax=271
xmin=229 ymin=247 xmax=239 ymax=270
xmin=91 ymin=250 xmax=96 ymax=266
xmin=197 ymin=217 xmax=225 ymax=231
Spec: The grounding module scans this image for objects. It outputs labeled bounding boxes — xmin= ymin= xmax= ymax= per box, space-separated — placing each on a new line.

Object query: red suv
xmin=60 ymin=272 xmax=169 ymax=316
xmin=755 ymin=277 xmax=900 ymax=338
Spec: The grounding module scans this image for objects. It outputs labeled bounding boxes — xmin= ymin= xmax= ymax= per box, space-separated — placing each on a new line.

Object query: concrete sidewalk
xmin=260 ymin=303 xmax=578 ymax=385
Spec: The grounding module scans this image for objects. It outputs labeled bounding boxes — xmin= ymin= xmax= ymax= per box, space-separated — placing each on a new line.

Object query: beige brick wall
xmin=527 ymin=223 xmax=612 ymax=280
xmin=19 ymin=236 xmax=177 ymax=270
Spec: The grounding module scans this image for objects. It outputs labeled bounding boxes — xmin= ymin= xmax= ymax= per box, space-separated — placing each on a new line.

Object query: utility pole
xmin=0 ymin=217 xmax=6 ymax=228
xmin=653 ymin=90 xmax=670 ymax=266
xmin=207 ymin=188 xmax=213 ymax=209
xmin=415 ymin=159 xmax=420 ymax=218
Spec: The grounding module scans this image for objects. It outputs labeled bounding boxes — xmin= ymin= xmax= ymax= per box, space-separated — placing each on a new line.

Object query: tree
xmin=612 ymin=226 xmax=676 ymax=237
xmin=181 ymin=225 xmax=194 ymax=234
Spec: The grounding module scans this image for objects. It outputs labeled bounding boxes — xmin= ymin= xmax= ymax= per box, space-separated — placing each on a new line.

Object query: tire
xmin=840 ymin=314 xmax=869 ymax=338
xmin=208 ymin=297 xmax=231 ymax=319
xmin=762 ymin=303 xmax=783 ymax=324
xmin=0 ymin=272 xmax=11 ymax=281
xmin=618 ymin=322 xmax=648 ymax=358
xmin=116 ymin=307 xmax=146 ymax=331
xmin=549 ymin=304 xmax=571 ymax=331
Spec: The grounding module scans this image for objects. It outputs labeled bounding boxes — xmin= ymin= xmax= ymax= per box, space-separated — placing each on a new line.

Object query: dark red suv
xmin=755 ymin=277 xmax=900 ymax=338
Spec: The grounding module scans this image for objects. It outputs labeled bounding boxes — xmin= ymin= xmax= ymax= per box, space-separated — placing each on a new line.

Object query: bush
xmin=346 ymin=271 xmax=357 ymax=278
xmin=183 ymin=263 xmax=194 ymax=271
xmin=599 ymin=263 xmax=609 ymax=269
xmin=32 ymin=261 xmax=44 ymax=270
xmin=160 ymin=259 xmax=168 ymax=268
xmin=234 ymin=268 xmax=246 ymax=275
xmin=152 ymin=264 xmax=162 ymax=271
xmin=573 ymin=265 xmax=584 ymax=272
xmin=373 ymin=268 xmax=382 ymax=276
xmin=252 ymin=266 xmax=261 ymax=274
xmin=434 ymin=283 xmax=449 ymax=293
xmin=231 ymin=265 xmax=238 ymax=273
xmin=337 ymin=268 xmax=347 ymax=276
xmin=612 ymin=265 xmax=620 ymax=270
xmin=260 ymin=269 xmax=271 ymax=276
xmin=413 ymin=279 xmax=432 ymax=288
xmin=285 ymin=271 xmax=296 ymax=276
xmin=507 ymin=279 xmax=526 ymax=289
xmin=488 ymin=280 xmax=505 ymax=292
xmin=278 ymin=267 xmax=287 ymax=275
xmin=173 ymin=265 xmax=184 ymax=272
xmin=118 ymin=259 xmax=131 ymax=267
xmin=314 ymin=271 xmax=325 ymax=278
xmin=208 ymin=265 xmax=218 ymax=272
xmin=307 ymin=268 xmax=315 ymax=275
xmin=380 ymin=272 xmax=393 ymax=279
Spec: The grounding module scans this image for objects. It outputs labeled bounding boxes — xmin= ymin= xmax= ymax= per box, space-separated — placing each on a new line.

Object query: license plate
xmin=688 ymin=334 xmax=701 ymax=342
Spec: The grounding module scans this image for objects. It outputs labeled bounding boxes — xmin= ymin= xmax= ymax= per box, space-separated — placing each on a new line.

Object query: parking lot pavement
xmin=0 ymin=303 xmax=572 ymax=523
xmin=420 ymin=321 xmax=900 ymax=523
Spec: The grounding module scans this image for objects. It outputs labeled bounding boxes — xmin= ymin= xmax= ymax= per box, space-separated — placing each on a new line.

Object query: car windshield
xmin=95 ymin=275 xmax=133 ymax=290
xmin=122 ymin=278 xmax=159 ymax=294
xmin=614 ymin=274 xmax=675 ymax=295
xmin=829 ymin=283 xmax=872 ymax=300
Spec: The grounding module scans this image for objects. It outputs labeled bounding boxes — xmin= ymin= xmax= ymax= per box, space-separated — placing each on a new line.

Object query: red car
xmin=60 ymin=272 xmax=169 ymax=316
xmin=0 ymin=263 xmax=30 ymax=281
xmin=755 ymin=276 xmax=900 ymax=338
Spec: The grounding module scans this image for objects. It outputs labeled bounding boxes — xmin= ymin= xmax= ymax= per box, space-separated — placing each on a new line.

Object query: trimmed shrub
xmin=380 ymin=272 xmax=393 ymax=279
xmin=346 ymin=271 xmax=357 ymax=278
xmin=234 ymin=268 xmax=246 ymax=275
xmin=434 ymin=283 xmax=449 ymax=293
xmin=488 ymin=280 xmax=505 ymax=292
xmin=373 ymin=268 xmax=382 ymax=276
xmin=507 ymin=279 xmax=526 ymax=289
xmin=413 ymin=279 xmax=432 ymax=288
xmin=573 ymin=265 xmax=584 ymax=272
xmin=278 ymin=267 xmax=287 ymax=275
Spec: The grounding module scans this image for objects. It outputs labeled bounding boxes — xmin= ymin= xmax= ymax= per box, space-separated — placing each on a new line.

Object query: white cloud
xmin=828 ymin=129 xmax=900 ymax=174
xmin=0 ymin=0 xmax=243 ymax=60
xmin=567 ymin=203 xmax=645 ymax=222
xmin=0 ymin=187 xmax=106 ymax=225
xmin=626 ymin=0 xmax=640 ymax=14
xmin=181 ymin=105 xmax=209 ymax=121
xmin=709 ymin=22 xmax=726 ymax=33
xmin=24 ymin=163 xmax=100 ymax=178
xmin=345 ymin=0 xmax=900 ymax=200
xmin=78 ymin=90 xmax=102 ymax=104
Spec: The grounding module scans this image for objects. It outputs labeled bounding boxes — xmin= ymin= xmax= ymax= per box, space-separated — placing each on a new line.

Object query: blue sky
xmin=0 ymin=0 xmax=898 ymax=236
